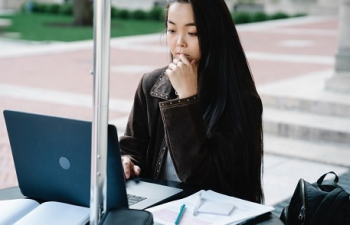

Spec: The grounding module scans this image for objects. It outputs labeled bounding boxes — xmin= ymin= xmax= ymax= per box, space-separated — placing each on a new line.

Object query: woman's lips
xmin=176 ymin=53 xmax=192 ymax=60
xmin=177 ymin=53 xmax=190 ymax=57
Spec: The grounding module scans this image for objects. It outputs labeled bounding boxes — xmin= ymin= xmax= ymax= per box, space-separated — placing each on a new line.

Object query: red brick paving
xmin=240 ymin=31 xmax=337 ymax=56
xmin=282 ymin=18 xmax=338 ymax=30
xmin=250 ymin=61 xmax=333 ymax=84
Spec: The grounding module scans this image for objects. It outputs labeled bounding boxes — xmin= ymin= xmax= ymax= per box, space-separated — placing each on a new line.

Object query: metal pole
xmin=90 ymin=0 xmax=111 ymax=224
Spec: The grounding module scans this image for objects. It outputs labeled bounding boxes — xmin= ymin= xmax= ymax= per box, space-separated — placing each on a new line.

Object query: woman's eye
xmin=188 ymin=32 xmax=198 ymax=36
xmin=167 ymin=29 xmax=175 ymax=34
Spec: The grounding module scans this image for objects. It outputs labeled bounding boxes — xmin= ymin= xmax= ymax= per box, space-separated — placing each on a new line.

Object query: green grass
xmin=0 ymin=13 xmax=164 ymax=42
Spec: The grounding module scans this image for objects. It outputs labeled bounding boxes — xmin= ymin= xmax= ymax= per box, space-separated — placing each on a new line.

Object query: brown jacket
xmin=120 ymin=67 xmax=254 ymax=196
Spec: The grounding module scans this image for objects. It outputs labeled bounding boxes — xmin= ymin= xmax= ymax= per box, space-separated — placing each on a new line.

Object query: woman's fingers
xmin=173 ymin=58 xmax=179 ymax=65
xmin=133 ymin=165 xmax=141 ymax=176
xmin=121 ymin=156 xmax=131 ymax=179
xmin=121 ymin=156 xmax=141 ymax=179
xmin=172 ymin=55 xmax=190 ymax=68
xmin=167 ymin=55 xmax=190 ymax=73
xmin=178 ymin=54 xmax=190 ymax=65
xmin=168 ymin=62 xmax=177 ymax=70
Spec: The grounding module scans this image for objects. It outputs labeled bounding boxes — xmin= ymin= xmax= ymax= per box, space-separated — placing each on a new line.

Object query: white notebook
xmin=0 ymin=199 xmax=89 ymax=225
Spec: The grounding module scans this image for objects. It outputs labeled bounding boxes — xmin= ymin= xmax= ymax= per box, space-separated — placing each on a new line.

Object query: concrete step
xmin=264 ymin=133 xmax=350 ymax=167
xmin=258 ymin=70 xmax=350 ymax=118
xmin=261 ymin=92 xmax=350 ymax=118
xmin=263 ymin=107 xmax=350 ymax=145
xmin=309 ymin=2 xmax=339 ymax=16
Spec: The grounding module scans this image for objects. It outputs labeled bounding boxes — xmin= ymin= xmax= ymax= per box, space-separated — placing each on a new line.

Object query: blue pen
xmin=175 ymin=204 xmax=186 ymax=225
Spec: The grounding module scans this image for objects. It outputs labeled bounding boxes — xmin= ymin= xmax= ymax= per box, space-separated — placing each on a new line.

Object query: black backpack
xmin=280 ymin=171 xmax=350 ymax=225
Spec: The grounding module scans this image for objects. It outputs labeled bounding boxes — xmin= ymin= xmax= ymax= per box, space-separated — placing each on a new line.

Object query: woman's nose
xmin=176 ymin=35 xmax=186 ymax=47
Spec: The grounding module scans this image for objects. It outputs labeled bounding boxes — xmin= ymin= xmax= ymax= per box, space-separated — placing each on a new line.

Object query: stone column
xmin=326 ymin=0 xmax=350 ymax=92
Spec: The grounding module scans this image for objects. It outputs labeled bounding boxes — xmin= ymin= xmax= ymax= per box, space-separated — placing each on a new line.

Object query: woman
xmin=120 ymin=0 xmax=264 ymax=203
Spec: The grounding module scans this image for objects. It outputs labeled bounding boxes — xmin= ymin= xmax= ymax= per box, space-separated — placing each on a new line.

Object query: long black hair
xmin=165 ymin=0 xmax=264 ymax=203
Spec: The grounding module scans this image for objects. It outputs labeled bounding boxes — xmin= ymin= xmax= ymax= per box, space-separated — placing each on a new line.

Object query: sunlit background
xmin=0 ymin=0 xmax=349 ymax=216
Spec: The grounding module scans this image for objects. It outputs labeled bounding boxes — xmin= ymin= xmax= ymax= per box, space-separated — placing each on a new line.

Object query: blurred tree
xmin=73 ymin=0 xmax=92 ymax=26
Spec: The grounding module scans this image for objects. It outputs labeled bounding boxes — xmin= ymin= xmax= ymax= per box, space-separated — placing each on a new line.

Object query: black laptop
xmin=3 ymin=110 xmax=182 ymax=210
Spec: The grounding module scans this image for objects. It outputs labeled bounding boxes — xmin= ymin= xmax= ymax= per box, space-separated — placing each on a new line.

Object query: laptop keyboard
xmin=127 ymin=194 xmax=147 ymax=206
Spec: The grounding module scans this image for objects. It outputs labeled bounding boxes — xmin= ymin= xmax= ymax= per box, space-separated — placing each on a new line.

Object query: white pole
xmin=90 ymin=0 xmax=111 ymax=224
xmin=326 ymin=0 xmax=350 ymax=91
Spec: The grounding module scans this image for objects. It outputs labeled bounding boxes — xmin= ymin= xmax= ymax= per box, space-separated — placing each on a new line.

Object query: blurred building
xmin=264 ymin=0 xmax=340 ymax=15
xmin=110 ymin=0 xmax=164 ymax=10
xmin=0 ymin=0 xmax=63 ymax=11
xmin=0 ymin=0 xmax=341 ymax=16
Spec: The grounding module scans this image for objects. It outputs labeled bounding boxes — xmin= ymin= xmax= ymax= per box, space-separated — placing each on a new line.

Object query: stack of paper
xmin=147 ymin=190 xmax=274 ymax=225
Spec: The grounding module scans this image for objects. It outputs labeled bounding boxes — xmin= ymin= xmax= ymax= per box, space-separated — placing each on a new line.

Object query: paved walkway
xmin=0 ymin=16 xmax=349 ymax=212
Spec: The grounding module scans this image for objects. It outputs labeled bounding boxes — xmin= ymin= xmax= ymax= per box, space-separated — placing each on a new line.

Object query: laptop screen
xmin=3 ymin=110 xmax=128 ymax=210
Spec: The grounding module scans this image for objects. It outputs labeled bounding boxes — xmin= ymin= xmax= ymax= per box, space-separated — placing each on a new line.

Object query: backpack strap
xmin=309 ymin=189 xmax=349 ymax=225
xmin=317 ymin=171 xmax=339 ymax=185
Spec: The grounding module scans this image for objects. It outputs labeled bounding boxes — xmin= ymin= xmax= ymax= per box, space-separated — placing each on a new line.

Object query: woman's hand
xmin=165 ymin=54 xmax=198 ymax=99
xmin=121 ymin=155 xmax=141 ymax=179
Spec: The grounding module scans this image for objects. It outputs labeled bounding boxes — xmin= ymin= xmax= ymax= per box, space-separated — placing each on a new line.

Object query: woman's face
xmin=166 ymin=2 xmax=201 ymax=65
